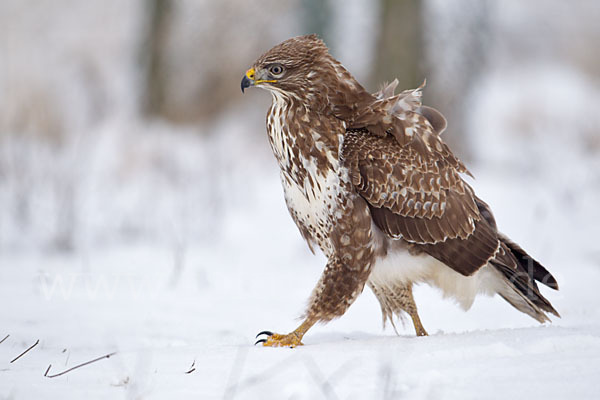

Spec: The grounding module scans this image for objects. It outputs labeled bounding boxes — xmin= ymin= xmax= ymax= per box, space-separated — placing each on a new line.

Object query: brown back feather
xmin=342 ymin=127 xmax=500 ymax=276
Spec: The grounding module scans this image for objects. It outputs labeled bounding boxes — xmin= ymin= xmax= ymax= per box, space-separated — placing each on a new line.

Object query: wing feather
xmin=342 ymin=124 xmax=497 ymax=276
xmin=340 ymin=80 xmax=507 ymax=276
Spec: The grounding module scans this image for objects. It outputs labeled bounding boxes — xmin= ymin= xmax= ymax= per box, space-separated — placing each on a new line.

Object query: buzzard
xmin=241 ymin=34 xmax=559 ymax=347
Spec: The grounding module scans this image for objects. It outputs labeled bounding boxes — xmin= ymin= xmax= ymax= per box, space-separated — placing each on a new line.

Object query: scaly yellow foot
xmin=255 ymin=319 xmax=315 ymax=348
xmin=255 ymin=331 xmax=304 ymax=348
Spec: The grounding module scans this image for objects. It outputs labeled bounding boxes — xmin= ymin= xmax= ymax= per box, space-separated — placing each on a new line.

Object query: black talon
xmin=255 ymin=339 xmax=267 ymax=345
xmin=256 ymin=331 xmax=274 ymax=338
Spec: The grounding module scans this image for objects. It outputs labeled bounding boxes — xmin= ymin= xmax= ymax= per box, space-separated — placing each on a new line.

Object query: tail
xmin=475 ymin=197 xmax=559 ymax=322
xmin=491 ymin=235 xmax=560 ymax=323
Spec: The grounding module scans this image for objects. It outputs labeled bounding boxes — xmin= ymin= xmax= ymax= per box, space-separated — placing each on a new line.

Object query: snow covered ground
xmin=1 ymin=58 xmax=599 ymax=400
xmin=2 ymin=1 xmax=600 ymax=397
xmin=1 ymin=159 xmax=600 ymax=399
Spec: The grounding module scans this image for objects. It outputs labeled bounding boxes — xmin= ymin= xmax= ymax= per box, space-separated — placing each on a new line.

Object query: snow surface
xmin=2 ymin=45 xmax=600 ymax=400
xmin=1 ymin=160 xmax=600 ymax=399
xmin=2 ymin=0 xmax=600 ymax=398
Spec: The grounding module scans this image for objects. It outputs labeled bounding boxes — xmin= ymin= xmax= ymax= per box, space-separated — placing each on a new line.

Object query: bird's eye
xmin=269 ymin=64 xmax=285 ymax=77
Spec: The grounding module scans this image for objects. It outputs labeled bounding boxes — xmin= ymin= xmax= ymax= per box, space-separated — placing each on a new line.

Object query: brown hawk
xmin=241 ymin=34 xmax=559 ymax=347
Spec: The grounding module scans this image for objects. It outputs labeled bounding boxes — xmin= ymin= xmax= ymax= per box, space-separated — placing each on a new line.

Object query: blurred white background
xmin=0 ymin=0 xmax=598 ymax=256
xmin=1 ymin=1 xmax=599 ymax=398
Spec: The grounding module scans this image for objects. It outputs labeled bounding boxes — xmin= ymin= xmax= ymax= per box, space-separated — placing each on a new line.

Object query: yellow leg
xmin=255 ymin=319 xmax=316 ymax=348
xmin=403 ymin=284 xmax=428 ymax=337
xmin=410 ymin=311 xmax=428 ymax=337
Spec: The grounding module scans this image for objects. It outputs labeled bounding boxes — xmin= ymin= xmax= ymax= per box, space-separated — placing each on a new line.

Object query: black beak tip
xmin=241 ymin=75 xmax=252 ymax=93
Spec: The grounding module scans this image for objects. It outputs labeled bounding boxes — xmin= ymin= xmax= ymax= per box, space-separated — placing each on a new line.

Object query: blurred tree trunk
xmin=301 ymin=0 xmax=332 ymax=42
xmin=372 ymin=0 xmax=489 ymax=162
xmin=141 ymin=0 xmax=172 ymax=118
xmin=371 ymin=0 xmax=424 ymax=90
xmin=422 ymin=0 xmax=491 ymax=162
xmin=139 ymin=1 xmax=290 ymax=125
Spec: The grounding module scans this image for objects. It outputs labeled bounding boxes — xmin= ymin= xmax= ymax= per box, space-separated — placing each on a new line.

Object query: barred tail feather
xmin=491 ymin=238 xmax=560 ymax=322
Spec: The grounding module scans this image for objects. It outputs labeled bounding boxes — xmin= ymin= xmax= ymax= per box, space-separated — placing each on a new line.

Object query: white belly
xmin=368 ymin=243 xmax=502 ymax=310
xmin=282 ymin=168 xmax=342 ymax=255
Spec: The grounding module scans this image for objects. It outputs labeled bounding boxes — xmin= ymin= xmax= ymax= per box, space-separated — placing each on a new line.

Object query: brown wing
xmin=341 ymin=126 xmax=499 ymax=276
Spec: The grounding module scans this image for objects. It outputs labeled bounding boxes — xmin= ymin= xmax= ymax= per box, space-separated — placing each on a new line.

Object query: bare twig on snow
xmin=44 ymin=352 xmax=116 ymax=378
xmin=10 ymin=339 xmax=39 ymax=363
xmin=185 ymin=359 xmax=196 ymax=374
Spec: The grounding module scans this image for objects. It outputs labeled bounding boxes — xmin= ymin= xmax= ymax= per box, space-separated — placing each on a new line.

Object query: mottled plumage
xmin=242 ymin=34 xmax=559 ymax=347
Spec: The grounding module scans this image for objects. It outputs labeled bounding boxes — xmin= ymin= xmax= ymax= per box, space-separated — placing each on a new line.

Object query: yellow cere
xmin=246 ymin=67 xmax=277 ymax=84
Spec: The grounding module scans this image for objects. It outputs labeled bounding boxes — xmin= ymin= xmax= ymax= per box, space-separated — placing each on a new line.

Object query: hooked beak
xmin=241 ymin=67 xmax=277 ymax=93
xmin=241 ymin=68 xmax=255 ymax=93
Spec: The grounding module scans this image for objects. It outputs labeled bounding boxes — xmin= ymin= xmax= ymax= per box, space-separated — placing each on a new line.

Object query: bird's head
xmin=241 ymin=34 xmax=330 ymax=98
